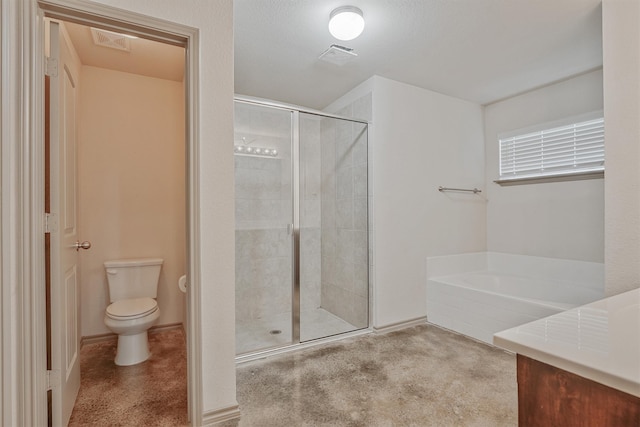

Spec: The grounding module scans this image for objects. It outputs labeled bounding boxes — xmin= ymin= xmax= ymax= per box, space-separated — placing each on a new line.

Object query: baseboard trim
xmin=149 ymin=322 xmax=184 ymax=335
xmin=81 ymin=332 xmax=117 ymax=346
xmin=373 ymin=316 xmax=427 ymax=334
xmin=425 ymin=321 xmax=513 ymax=353
xmin=201 ymin=404 xmax=241 ymax=425
xmin=80 ymin=322 xmax=184 ymax=347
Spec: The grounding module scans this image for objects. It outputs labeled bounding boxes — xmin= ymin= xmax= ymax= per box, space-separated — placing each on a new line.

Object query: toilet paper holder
xmin=178 ymin=275 xmax=187 ymax=293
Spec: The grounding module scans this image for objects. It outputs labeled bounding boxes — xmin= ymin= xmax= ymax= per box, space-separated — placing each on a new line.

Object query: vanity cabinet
xmin=494 ymin=288 xmax=640 ymax=427
xmin=517 ymin=354 xmax=640 ymax=426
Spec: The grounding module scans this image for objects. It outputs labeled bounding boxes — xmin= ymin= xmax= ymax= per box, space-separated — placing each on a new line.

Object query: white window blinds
xmin=499 ymin=117 xmax=604 ymax=180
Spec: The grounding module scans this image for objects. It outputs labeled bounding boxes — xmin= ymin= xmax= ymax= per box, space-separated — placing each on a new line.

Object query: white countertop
xmin=494 ymin=288 xmax=640 ymax=398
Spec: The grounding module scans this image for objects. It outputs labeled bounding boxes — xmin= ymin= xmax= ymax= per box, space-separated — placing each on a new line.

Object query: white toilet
xmin=103 ymin=258 xmax=163 ymax=366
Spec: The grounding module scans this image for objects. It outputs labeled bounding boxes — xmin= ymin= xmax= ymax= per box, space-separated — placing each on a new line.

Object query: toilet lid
xmin=106 ymin=297 xmax=158 ymax=320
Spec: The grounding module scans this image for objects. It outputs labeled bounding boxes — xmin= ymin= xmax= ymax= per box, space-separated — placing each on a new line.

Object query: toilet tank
xmin=104 ymin=258 xmax=163 ymax=302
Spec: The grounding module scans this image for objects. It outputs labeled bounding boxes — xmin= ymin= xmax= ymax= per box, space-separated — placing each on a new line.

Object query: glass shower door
xmin=234 ymin=101 xmax=293 ymax=354
xmin=299 ymin=113 xmax=369 ymax=342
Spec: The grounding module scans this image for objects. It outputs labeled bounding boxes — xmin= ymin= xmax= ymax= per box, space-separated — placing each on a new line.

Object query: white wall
xmin=372 ymin=77 xmax=486 ymax=327
xmin=89 ymin=0 xmax=236 ymax=418
xmin=77 ymin=66 xmax=186 ymax=337
xmin=484 ymin=70 xmax=604 ymax=263
xmin=328 ymin=76 xmax=486 ymax=328
xmin=602 ymin=0 xmax=640 ymax=295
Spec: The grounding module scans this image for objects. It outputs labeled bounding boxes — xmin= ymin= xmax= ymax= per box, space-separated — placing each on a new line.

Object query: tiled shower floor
xmin=236 ymin=307 xmax=357 ymax=354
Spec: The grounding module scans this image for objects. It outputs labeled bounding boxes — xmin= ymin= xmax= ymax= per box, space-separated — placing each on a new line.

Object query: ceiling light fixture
xmin=328 ymin=6 xmax=365 ymax=41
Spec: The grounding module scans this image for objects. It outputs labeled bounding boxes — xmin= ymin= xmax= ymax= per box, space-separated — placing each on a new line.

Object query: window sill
xmin=494 ymin=170 xmax=604 ymax=186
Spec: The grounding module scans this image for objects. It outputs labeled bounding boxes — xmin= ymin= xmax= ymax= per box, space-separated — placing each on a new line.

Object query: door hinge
xmin=45 ymin=213 xmax=58 ymax=233
xmin=45 ymin=57 xmax=58 ymax=77
xmin=46 ymin=369 xmax=60 ymax=391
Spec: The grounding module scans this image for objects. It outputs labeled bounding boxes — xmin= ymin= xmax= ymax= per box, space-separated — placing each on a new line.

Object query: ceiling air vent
xmin=90 ymin=28 xmax=131 ymax=52
xmin=318 ymin=44 xmax=357 ymax=66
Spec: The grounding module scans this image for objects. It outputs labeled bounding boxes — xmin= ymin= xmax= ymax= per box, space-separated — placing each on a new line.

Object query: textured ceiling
xmin=63 ymin=21 xmax=184 ymax=82
xmin=234 ymin=0 xmax=603 ymax=109
xmin=61 ymin=1 xmax=603 ymax=110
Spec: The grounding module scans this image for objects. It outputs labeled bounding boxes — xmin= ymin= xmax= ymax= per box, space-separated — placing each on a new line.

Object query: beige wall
xmin=77 ymin=65 xmax=186 ymax=337
xmin=89 ymin=0 xmax=238 ymax=417
xmin=603 ymin=0 xmax=640 ymax=296
xmin=1 ymin=0 xmax=235 ymax=421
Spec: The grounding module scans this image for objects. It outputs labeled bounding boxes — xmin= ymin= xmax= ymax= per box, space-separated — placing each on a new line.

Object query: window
xmin=498 ymin=113 xmax=604 ymax=182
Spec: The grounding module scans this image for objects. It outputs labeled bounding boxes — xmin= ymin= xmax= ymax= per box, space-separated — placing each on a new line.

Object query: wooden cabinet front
xmin=517 ymin=354 xmax=640 ymax=427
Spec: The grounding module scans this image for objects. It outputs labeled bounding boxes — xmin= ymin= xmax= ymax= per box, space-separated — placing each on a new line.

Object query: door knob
xmin=74 ymin=240 xmax=91 ymax=251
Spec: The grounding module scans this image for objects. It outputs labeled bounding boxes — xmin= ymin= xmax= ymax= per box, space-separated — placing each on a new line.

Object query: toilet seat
xmin=106 ymin=297 xmax=158 ymax=320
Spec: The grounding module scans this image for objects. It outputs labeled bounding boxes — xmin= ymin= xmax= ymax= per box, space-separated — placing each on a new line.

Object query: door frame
xmin=7 ymin=0 xmax=203 ymax=424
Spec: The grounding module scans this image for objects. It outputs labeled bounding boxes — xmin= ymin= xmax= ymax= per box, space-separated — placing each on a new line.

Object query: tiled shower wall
xmin=234 ymin=103 xmax=293 ymax=322
xmin=320 ymin=94 xmax=372 ymax=327
xmin=300 ymin=116 xmax=322 ymax=313
xmin=235 ymin=107 xmax=323 ymax=323
xmin=235 ymin=153 xmax=293 ymax=322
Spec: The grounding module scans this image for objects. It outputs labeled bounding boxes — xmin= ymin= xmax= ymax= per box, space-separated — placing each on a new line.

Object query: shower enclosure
xmin=234 ymin=98 xmax=369 ymax=355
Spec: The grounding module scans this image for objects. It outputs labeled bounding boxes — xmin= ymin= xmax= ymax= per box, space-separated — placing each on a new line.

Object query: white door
xmin=48 ymin=20 xmax=82 ymax=427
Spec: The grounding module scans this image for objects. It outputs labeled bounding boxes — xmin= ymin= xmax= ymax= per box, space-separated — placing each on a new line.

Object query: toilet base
xmin=115 ymin=331 xmax=151 ymax=366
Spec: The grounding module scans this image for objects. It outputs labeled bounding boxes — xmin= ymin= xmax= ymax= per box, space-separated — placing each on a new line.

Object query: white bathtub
xmin=426 ymin=252 xmax=604 ymax=345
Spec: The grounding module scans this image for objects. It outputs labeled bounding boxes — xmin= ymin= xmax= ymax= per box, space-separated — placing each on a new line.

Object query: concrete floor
xmin=224 ymin=323 xmax=518 ymax=426
xmin=69 ymin=328 xmax=188 ymax=426
xmin=71 ymin=323 xmax=517 ymax=426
